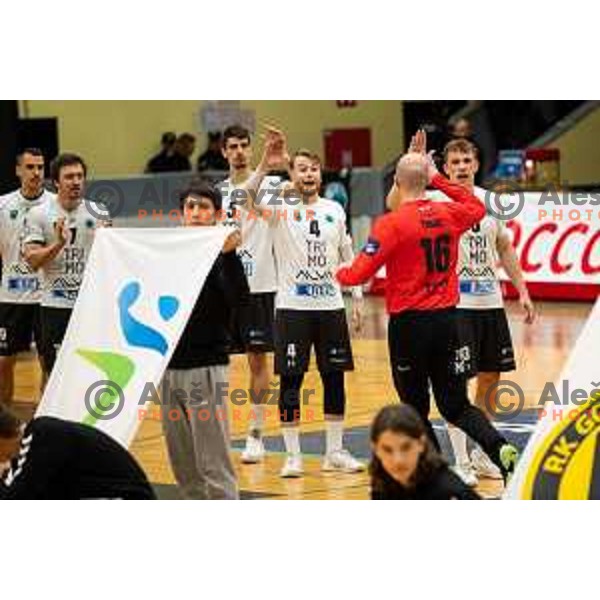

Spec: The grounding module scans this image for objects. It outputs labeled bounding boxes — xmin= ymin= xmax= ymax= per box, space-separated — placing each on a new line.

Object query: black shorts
xmin=0 ymin=302 xmax=43 ymax=356
xmin=388 ymin=308 xmax=506 ymax=457
xmin=389 ymin=308 xmax=470 ymax=384
xmin=228 ymin=292 xmax=275 ymax=354
xmin=274 ymin=308 xmax=354 ymax=376
xmin=456 ymin=308 xmax=516 ymax=376
xmin=39 ymin=306 xmax=73 ymax=373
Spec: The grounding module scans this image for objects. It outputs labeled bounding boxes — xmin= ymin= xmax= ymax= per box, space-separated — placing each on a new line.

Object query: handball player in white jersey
xmin=0 ymin=148 xmax=54 ymax=404
xmin=218 ymin=125 xmax=280 ymax=464
xmin=243 ymin=129 xmax=365 ymax=478
xmin=429 ymin=137 xmax=536 ymax=485
xmin=23 ymin=153 xmax=109 ymax=376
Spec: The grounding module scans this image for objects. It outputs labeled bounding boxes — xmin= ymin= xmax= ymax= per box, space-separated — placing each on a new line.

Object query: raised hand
xmin=259 ymin=125 xmax=289 ymax=171
xmin=408 ymin=129 xmax=427 ymax=155
xmin=222 ymin=230 xmax=242 ymax=254
xmin=425 ymin=150 xmax=439 ymax=182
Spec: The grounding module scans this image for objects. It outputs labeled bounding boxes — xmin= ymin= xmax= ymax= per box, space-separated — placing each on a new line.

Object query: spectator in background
xmin=197 ymin=132 xmax=229 ymax=173
xmin=451 ymin=117 xmax=473 ymax=139
xmin=145 ymin=132 xmax=177 ymax=173
xmin=170 ymin=133 xmax=196 ymax=172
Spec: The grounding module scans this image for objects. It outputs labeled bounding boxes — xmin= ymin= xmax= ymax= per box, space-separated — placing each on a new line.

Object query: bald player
xmin=337 ymin=144 xmax=519 ymax=481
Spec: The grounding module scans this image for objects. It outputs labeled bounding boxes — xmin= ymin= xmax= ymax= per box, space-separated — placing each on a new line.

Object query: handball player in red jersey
xmin=336 ymin=132 xmax=519 ymax=479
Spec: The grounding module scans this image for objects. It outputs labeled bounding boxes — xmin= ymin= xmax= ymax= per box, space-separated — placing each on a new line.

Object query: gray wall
xmin=87 ymin=169 xmax=387 ymax=227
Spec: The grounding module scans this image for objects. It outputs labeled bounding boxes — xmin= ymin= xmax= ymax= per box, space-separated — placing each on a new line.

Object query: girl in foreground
xmin=370 ymin=404 xmax=480 ymax=500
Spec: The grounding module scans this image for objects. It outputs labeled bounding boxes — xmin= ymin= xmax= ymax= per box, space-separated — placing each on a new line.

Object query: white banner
xmin=36 ymin=227 xmax=229 ymax=448
xmin=505 ymin=296 xmax=600 ymax=499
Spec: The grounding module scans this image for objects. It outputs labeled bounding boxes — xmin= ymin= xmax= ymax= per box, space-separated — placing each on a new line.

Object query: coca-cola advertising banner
xmin=372 ymin=188 xmax=600 ymax=301
xmin=501 ymin=191 xmax=600 ymax=301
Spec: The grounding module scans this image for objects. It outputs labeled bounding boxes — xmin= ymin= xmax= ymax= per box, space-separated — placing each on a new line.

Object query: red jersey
xmin=336 ymin=173 xmax=485 ymax=314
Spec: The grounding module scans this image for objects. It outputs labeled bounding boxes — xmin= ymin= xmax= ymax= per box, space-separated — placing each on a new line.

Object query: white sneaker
xmin=280 ymin=454 xmax=304 ymax=478
xmin=471 ymin=446 xmax=503 ymax=480
xmin=322 ymin=449 xmax=366 ymax=473
xmin=241 ymin=435 xmax=265 ymax=464
xmin=453 ymin=463 xmax=478 ymax=487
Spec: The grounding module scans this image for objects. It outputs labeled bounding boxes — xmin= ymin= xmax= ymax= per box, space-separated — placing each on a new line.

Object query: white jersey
xmin=219 ymin=176 xmax=279 ymax=293
xmin=428 ymin=186 xmax=508 ymax=310
xmin=271 ymin=197 xmax=352 ymax=311
xmin=23 ymin=198 xmax=105 ymax=309
xmin=0 ymin=189 xmax=55 ymax=304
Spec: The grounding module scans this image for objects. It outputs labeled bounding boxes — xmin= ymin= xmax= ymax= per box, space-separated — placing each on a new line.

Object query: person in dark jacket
xmin=370 ymin=404 xmax=480 ymax=500
xmin=197 ymin=131 xmax=229 ymax=172
xmin=160 ymin=182 xmax=248 ymax=500
xmin=0 ymin=405 xmax=155 ymax=500
xmin=145 ymin=132 xmax=177 ymax=173
xmin=171 ymin=133 xmax=196 ymax=172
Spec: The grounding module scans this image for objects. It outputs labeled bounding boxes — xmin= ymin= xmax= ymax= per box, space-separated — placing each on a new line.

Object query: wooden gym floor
xmin=11 ymin=297 xmax=593 ymax=499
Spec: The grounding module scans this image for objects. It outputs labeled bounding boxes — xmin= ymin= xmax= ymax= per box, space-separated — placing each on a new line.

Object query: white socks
xmin=447 ymin=426 xmax=470 ymax=466
xmin=282 ymin=425 xmax=301 ymax=456
xmin=282 ymin=421 xmax=344 ymax=457
xmin=248 ymin=403 xmax=265 ymax=438
xmin=326 ymin=420 xmax=344 ymax=455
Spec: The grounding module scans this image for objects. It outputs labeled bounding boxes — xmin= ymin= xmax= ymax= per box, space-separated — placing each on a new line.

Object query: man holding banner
xmin=159 ymin=183 xmax=248 ymax=500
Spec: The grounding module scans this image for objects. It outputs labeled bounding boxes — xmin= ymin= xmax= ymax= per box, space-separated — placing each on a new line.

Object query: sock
xmin=282 ymin=425 xmax=301 ymax=456
xmin=447 ymin=425 xmax=470 ymax=466
xmin=248 ymin=403 xmax=265 ymax=438
xmin=325 ymin=419 xmax=344 ymax=455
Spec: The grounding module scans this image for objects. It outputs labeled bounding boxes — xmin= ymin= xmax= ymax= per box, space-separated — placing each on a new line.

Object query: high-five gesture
xmin=408 ymin=129 xmax=427 ymax=155
xmin=258 ymin=125 xmax=289 ymax=173
xmin=425 ymin=149 xmax=439 ymax=183
xmin=407 ymin=129 xmax=438 ymax=182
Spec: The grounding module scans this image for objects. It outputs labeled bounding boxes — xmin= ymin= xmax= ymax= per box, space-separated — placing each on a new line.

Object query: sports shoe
xmin=241 ymin=435 xmax=265 ymax=464
xmin=499 ymin=443 xmax=519 ymax=479
xmin=471 ymin=446 xmax=503 ymax=480
xmin=452 ymin=463 xmax=478 ymax=487
xmin=322 ymin=449 xmax=366 ymax=473
xmin=280 ymin=454 xmax=304 ymax=478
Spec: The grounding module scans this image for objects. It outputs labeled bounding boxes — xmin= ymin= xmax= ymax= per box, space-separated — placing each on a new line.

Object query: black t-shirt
xmin=0 ymin=417 xmax=155 ymax=500
xmin=169 ymin=252 xmax=250 ymax=370
xmin=146 ymin=151 xmax=176 ymax=173
xmin=146 ymin=151 xmax=191 ymax=173
xmin=197 ymin=150 xmax=229 ymax=172
xmin=371 ymin=465 xmax=480 ymax=500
